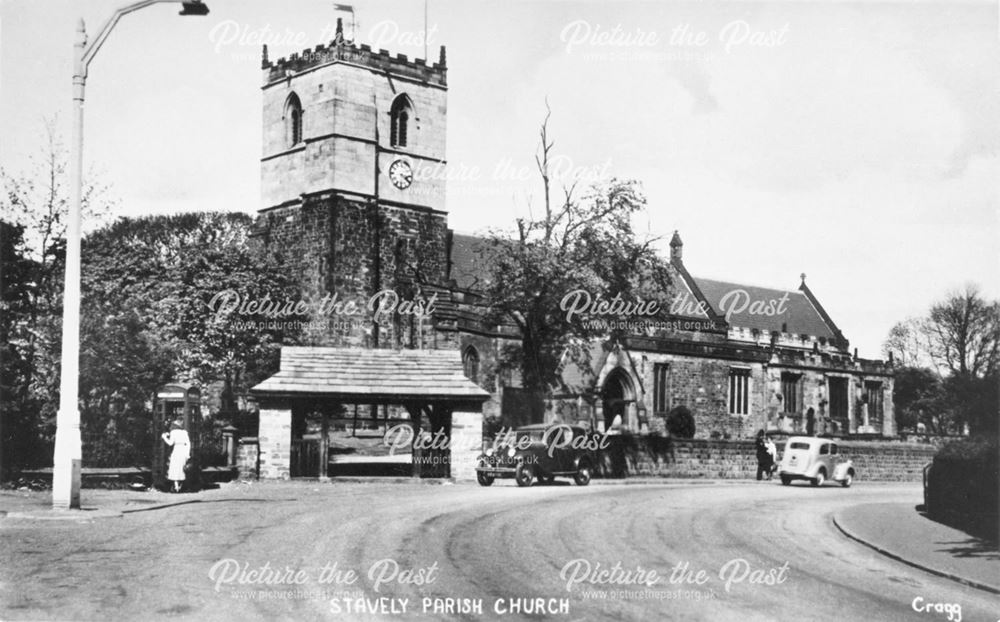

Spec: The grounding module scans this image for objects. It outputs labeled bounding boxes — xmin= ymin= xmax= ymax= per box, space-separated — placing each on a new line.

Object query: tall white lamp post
xmin=53 ymin=0 xmax=209 ymax=510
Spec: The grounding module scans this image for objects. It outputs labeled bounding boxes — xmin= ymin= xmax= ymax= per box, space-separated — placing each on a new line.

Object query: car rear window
xmin=516 ymin=429 xmax=545 ymax=441
xmin=789 ymin=442 xmax=810 ymax=450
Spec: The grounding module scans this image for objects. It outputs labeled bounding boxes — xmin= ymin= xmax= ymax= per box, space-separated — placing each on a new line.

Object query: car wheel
xmin=515 ymin=463 xmax=533 ymax=487
xmin=841 ymin=471 xmax=853 ymax=488
xmin=476 ymin=471 xmax=494 ymax=487
xmin=574 ymin=463 xmax=592 ymax=486
xmin=780 ymin=475 xmax=791 ymax=486
xmin=811 ymin=470 xmax=826 ymax=487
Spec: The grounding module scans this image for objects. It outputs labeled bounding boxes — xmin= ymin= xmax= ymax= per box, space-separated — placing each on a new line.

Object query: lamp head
xmin=179 ymin=1 xmax=209 ymax=16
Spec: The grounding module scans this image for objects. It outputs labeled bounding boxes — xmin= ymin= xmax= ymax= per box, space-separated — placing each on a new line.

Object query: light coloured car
xmin=778 ymin=436 xmax=855 ymax=487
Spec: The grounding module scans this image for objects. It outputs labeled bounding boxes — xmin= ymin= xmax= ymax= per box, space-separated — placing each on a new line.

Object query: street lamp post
xmin=52 ymin=0 xmax=208 ymax=510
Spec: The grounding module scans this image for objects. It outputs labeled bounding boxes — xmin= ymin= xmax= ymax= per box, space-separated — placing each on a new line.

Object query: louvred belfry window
xmin=390 ymin=95 xmax=412 ymax=147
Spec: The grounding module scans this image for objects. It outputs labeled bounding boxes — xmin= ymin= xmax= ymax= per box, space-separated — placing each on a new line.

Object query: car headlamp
xmin=507 ymin=447 xmax=516 ymax=458
xmin=485 ymin=448 xmax=494 ymax=457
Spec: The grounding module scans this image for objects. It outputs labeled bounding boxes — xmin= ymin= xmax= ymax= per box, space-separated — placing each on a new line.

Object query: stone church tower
xmin=254 ymin=22 xmax=453 ymax=349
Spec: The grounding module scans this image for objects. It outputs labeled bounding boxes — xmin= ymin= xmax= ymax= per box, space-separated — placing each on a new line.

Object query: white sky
xmin=1 ymin=0 xmax=997 ymax=359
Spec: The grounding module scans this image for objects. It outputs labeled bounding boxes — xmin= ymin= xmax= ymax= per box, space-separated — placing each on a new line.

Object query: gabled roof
xmin=693 ymin=277 xmax=837 ymax=339
xmin=251 ymin=347 xmax=490 ymax=402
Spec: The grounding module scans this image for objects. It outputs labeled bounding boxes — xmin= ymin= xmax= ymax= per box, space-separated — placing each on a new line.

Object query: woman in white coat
xmin=161 ymin=419 xmax=190 ymax=492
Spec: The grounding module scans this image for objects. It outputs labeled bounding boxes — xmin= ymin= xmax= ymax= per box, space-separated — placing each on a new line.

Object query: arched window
xmin=462 ymin=346 xmax=480 ymax=384
xmin=285 ymin=93 xmax=303 ymax=146
xmin=390 ymin=95 xmax=413 ymax=147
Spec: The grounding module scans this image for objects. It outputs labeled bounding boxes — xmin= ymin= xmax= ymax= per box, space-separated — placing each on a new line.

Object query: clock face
xmin=388 ymin=159 xmax=413 ymax=190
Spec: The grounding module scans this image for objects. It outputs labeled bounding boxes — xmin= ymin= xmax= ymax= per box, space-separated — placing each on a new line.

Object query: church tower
xmin=255 ymin=21 xmax=451 ymax=348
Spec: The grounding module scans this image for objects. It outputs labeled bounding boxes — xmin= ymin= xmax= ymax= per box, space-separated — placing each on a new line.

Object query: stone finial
xmin=439 ymin=45 xmax=447 ymax=66
xmin=669 ymin=230 xmax=683 ymax=263
xmin=261 ymin=44 xmax=269 ymax=69
xmin=800 ymin=272 xmax=806 ymax=284
xmin=335 ymin=18 xmax=344 ymax=43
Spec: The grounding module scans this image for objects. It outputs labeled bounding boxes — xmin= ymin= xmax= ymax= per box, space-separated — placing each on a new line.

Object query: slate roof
xmin=693 ymin=277 xmax=837 ymax=339
xmin=251 ymin=347 xmax=490 ymax=401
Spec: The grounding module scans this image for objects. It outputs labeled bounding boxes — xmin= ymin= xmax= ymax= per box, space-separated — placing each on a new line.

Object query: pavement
xmin=0 ymin=486 xmax=223 ymax=520
xmin=834 ymin=501 xmax=999 ymax=594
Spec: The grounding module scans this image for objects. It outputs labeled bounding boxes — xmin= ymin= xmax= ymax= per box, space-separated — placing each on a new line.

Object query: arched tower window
xmin=390 ymin=95 xmax=413 ymax=147
xmin=285 ymin=93 xmax=303 ymax=147
xmin=462 ymin=346 xmax=480 ymax=384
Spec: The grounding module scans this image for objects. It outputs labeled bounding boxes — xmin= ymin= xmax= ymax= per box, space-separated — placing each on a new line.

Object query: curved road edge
xmin=832 ymin=507 xmax=1000 ymax=595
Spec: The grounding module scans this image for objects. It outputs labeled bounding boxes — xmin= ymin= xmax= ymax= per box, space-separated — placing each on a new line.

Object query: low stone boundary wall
xmin=594 ymin=436 xmax=938 ymax=482
xmin=11 ymin=466 xmax=239 ymax=489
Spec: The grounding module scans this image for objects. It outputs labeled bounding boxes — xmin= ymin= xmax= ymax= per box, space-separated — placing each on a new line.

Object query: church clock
xmin=388 ymin=159 xmax=413 ymax=190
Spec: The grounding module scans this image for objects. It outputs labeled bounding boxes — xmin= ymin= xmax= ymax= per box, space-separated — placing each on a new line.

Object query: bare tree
xmin=481 ymin=104 xmax=670 ymax=397
xmin=882 ymin=317 xmax=932 ymax=369
xmin=925 ymin=285 xmax=1000 ymax=379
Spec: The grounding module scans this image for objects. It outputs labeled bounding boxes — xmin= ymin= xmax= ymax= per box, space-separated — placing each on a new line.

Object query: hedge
xmin=925 ymin=436 xmax=999 ymax=538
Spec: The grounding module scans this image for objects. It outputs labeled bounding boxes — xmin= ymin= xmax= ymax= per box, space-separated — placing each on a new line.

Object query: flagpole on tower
xmin=423 ymin=0 xmax=428 ymax=60
xmin=333 ymin=4 xmax=355 ymax=42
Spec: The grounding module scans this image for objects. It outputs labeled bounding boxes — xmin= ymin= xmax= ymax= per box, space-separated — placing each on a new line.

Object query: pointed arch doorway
xmin=602 ymin=368 xmax=636 ymax=431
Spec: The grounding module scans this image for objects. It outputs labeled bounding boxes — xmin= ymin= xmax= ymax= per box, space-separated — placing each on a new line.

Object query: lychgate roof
xmin=250 ymin=347 xmax=490 ymax=402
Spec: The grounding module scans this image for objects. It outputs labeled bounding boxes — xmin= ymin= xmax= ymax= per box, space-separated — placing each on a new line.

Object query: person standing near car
xmin=764 ymin=434 xmax=778 ymax=479
xmin=161 ymin=418 xmax=190 ymax=493
xmin=755 ymin=429 xmax=774 ymax=480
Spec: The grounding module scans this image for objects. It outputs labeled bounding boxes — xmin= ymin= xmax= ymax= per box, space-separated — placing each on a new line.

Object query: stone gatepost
xmin=450 ymin=411 xmax=484 ymax=481
xmin=222 ymin=425 xmax=238 ymax=467
xmin=258 ymin=400 xmax=292 ymax=479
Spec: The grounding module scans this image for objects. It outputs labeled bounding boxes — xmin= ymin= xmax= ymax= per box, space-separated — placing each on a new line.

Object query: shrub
xmin=666 ymin=406 xmax=696 ymax=439
xmin=926 ymin=436 xmax=998 ymax=539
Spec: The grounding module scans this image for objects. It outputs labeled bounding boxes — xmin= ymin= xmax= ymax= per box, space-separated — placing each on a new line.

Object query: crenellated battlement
xmin=262 ymin=19 xmax=446 ymax=88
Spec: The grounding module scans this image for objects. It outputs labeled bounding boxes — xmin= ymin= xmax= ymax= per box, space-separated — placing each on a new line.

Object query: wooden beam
xmin=319 ymin=404 xmax=330 ymax=479
xmin=406 ymin=403 xmax=422 ymax=479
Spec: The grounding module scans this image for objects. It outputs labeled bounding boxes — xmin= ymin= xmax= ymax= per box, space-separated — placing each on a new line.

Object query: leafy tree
xmin=78 ymin=213 xmax=300 ymax=465
xmin=942 ymin=373 xmax=998 ymax=439
xmin=0 ymin=221 xmax=47 ymax=473
xmin=0 ymin=125 xmax=115 ymax=473
xmin=883 ymin=286 xmax=1000 ymax=438
xmin=78 ymin=309 xmax=174 ymax=466
xmin=479 ymin=105 xmax=671 ymax=397
xmin=891 ymin=366 xmax=943 ymax=432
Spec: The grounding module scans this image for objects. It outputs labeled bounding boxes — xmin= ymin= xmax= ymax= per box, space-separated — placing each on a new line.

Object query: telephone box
xmin=153 ymin=383 xmax=202 ymax=491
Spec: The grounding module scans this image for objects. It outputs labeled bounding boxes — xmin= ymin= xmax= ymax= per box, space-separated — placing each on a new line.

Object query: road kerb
xmin=2 ymin=508 xmax=123 ymax=521
xmin=831 ymin=513 xmax=1000 ymax=595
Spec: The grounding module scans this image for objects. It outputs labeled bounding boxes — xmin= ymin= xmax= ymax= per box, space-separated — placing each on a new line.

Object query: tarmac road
xmin=1 ymin=480 xmax=997 ymax=621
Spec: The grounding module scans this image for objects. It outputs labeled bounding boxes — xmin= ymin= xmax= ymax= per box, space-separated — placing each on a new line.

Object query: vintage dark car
xmin=778 ymin=436 xmax=855 ymax=487
xmin=476 ymin=423 xmax=596 ymax=487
